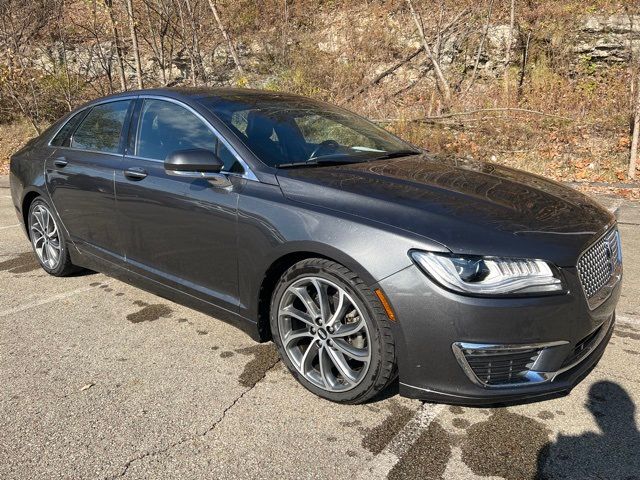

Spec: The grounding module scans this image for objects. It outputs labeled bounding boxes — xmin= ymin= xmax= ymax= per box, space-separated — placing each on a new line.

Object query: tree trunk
xmin=463 ymin=0 xmax=495 ymax=95
xmin=630 ymin=75 xmax=640 ymax=179
xmin=518 ymin=30 xmax=531 ymax=97
xmin=104 ymin=0 xmax=127 ymax=91
xmin=125 ymin=0 xmax=144 ymax=89
xmin=57 ymin=1 xmax=73 ymax=111
xmin=503 ymin=0 xmax=516 ymax=101
xmin=406 ymin=0 xmax=451 ymax=106
xmin=207 ymin=0 xmax=244 ymax=76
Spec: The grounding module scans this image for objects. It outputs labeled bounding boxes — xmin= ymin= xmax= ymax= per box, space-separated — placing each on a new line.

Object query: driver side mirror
xmin=164 ymin=149 xmax=224 ymax=176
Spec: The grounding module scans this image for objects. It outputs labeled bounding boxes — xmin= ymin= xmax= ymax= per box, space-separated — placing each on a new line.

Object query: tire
xmin=27 ymin=197 xmax=79 ymax=277
xmin=270 ymin=258 xmax=396 ymax=404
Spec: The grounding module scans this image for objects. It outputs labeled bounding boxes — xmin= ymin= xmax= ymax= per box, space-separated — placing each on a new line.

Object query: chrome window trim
xmin=136 ymin=95 xmax=258 ymax=182
xmin=46 ymin=96 xmax=139 ymax=148
xmin=51 ymin=146 xmax=127 ymax=157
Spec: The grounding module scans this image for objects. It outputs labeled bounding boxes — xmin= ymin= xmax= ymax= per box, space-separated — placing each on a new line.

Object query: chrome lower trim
xmin=165 ymin=169 xmax=233 ymax=188
xmin=452 ymin=317 xmax=613 ymax=389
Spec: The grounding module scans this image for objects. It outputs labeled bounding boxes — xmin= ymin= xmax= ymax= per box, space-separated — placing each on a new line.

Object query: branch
xmin=373 ymin=108 xmax=573 ymax=123
xmin=462 ymin=0 xmax=495 ymax=95
xmin=207 ymin=0 xmax=244 ymax=76
xmin=406 ymin=0 xmax=452 ymax=105
xmin=341 ymin=8 xmax=468 ymax=104
xmin=341 ymin=47 xmax=423 ymax=103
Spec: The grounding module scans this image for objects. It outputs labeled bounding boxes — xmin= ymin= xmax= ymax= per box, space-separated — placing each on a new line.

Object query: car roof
xmin=98 ymin=87 xmax=310 ymax=104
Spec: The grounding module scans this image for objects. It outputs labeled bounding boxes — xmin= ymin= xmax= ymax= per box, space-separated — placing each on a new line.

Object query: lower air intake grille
xmin=458 ymin=346 xmax=542 ymax=386
xmin=561 ymin=325 xmax=603 ymax=368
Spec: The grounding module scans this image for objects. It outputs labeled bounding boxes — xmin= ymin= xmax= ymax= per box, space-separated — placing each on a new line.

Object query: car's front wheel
xmin=270 ymin=258 xmax=396 ymax=403
xmin=28 ymin=198 xmax=78 ymax=276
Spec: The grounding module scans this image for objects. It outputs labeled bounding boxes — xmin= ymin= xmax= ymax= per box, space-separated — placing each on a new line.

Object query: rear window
xmin=71 ymin=101 xmax=130 ymax=153
xmin=50 ymin=110 xmax=88 ymax=147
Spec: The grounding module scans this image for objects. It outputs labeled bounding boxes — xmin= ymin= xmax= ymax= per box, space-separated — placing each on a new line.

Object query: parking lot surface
xmin=1 ymin=175 xmax=639 ymax=479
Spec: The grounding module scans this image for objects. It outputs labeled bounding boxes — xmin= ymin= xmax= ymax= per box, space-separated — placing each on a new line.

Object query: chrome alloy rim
xmin=30 ymin=204 xmax=61 ymax=269
xmin=278 ymin=277 xmax=372 ymax=392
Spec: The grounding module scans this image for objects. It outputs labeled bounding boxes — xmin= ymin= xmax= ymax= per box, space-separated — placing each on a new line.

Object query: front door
xmin=115 ymin=98 xmax=245 ymax=312
xmin=45 ymin=99 xmax=133 ymax=259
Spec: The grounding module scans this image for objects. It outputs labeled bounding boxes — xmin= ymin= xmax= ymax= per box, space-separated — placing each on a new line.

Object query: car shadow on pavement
xmin=536 ymin=380 xmax=640 ymax=479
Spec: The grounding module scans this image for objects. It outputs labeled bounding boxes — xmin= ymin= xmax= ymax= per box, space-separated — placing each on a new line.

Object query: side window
xmin=51 ymin=110 xmax=87 ymax=147
xmin=71 ymin=101 xmax=130 ymax=153
xmin=137 ymin=99 xmax=242 ymax=172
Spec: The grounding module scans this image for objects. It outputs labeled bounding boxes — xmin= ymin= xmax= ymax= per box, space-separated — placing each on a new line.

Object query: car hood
xmin=275 ymin=154 xmax=615 ymax=266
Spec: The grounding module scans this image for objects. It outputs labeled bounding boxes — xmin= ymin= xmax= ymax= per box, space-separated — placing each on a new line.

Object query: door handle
xmin=53 ymin=157 xmax=68 ymax=168
xmin=124 ymin=167 xmax=148 ymax=180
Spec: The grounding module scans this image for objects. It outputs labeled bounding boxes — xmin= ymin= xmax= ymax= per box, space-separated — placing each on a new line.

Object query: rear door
xmin=46 ymin=99 xmax=134 ymax=259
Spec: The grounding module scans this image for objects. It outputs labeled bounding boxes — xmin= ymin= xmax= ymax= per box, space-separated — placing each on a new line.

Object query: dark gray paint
xmin=9 ymin=87 xmax=620 ymax=404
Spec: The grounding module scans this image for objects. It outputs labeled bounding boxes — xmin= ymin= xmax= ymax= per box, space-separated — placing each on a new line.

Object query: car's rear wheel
xmin=28 ymin=198 xmax=78 ymax=276
xmin=270 ymin=258 xmax=396 ymax=404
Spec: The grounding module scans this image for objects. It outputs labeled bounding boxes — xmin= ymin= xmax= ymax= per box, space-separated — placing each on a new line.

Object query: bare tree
xmin=207 ymin=0 xmax=244 ymax=76
xmin=0 ymin=0 xmax=52 ymax=133
xmin=174 ymin=0 xmax=206 ymax=86
xmin=463 ymin=0 xmax=495 ymax=95
xmin=125 ymin=0 xmax=144 ymax=89
xmin=629 ymin=12 xmax=639 ymax=179
xmin=630 ymin=82 xmax=640 ymax=180
xmin=503 ymin=0 xmax=516 ymax=101
xmin=281 ymin=0 xmax=289 ymax=61
xmin=517 ymin=30 xmax=531 ymax=97
xmin=103 ymin=0 xmax=128 ymax=91
xmin=142 ymin=0 xmax=176 ymax=86
xmin=406 ymin=0 xmax=451 ymax=106
xmin=342 ymin=8 xmax=468 ymax=104
xmin=54 ymin=1 xmax=74 ymax=111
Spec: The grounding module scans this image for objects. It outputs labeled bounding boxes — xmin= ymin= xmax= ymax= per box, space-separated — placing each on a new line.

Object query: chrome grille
xmin=457 ymin=346 xmax=541 ymax=386
xmin=577 ymin=229 xmax=621 ymax=299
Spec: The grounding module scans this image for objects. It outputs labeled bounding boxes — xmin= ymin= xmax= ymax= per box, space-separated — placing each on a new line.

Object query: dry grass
xmin=0 ymin=121 xmax=36 ymax=175
xmin=1 ymin=0 xmax=639 ymax=198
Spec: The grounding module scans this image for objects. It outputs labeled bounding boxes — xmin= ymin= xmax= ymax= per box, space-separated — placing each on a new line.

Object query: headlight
xmin=410 ymin=251 xmax=564 ymax=296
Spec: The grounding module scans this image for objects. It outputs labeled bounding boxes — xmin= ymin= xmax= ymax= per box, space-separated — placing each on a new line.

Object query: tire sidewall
xmin=270 ymin=260 xmax=385 ymax=403
xmin=28 ymin=198 xmax=69 ymax=276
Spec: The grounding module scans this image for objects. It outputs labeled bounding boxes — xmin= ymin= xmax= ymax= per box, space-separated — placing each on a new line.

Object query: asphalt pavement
xmin=1 ymin=175 xmax=639 ymax=479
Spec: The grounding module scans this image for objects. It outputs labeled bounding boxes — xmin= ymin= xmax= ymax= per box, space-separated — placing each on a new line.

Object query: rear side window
xmin=136 ymin=99 xmax=242 ymax=172
xmin=50 ymin=110 xmax=87 ymax=147
xmin=71 ymin=101 xmax=130 ymax=153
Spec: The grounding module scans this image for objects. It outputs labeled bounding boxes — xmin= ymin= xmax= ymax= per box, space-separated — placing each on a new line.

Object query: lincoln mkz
xmin=10 ymin=88 xmax=622 ymax=404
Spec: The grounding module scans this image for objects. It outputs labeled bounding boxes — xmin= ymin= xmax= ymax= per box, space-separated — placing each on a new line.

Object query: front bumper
xmin=378 ymin=264 xmax=620 ymax=405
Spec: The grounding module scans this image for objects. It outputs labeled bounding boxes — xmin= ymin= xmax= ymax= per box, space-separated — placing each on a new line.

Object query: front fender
xmin=235 ymin=181 xmax=447 ymax=323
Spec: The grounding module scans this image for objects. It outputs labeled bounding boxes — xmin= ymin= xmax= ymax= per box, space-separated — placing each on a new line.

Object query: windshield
xmin=201 ymin=92 xmax=419 ymax=168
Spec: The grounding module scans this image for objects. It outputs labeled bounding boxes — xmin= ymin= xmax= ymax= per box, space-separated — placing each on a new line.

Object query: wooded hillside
xmin=1 ymin=0 xmax=640 ymax=196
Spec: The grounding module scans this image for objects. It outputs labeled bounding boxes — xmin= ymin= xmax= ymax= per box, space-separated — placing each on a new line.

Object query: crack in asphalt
xmin=107 ymin=358 xmax=281 ymax=479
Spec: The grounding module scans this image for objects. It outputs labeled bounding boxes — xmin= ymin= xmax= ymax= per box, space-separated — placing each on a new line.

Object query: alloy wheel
xmin=278 ymin=276 xmax=372 ymax=392
xmin=30 ymin=204 xmax=62 ymax=270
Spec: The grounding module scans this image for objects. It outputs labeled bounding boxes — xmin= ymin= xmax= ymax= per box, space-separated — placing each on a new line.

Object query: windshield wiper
xmin=277 ymin=149 xmax=421 ymax=168
xmin=372 ymin=149 xmax=422 ymax=160
xmin=278 ymin=155 xmax=370 ymax=168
